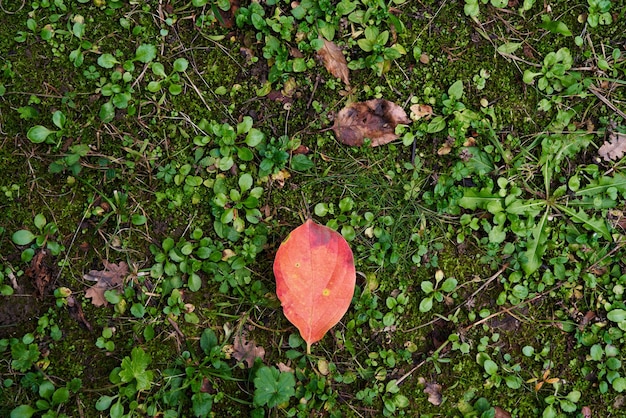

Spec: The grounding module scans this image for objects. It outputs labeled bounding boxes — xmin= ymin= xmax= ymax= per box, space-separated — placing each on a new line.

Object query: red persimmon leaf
xmin=273 ymin=219 xmax=356 ymax=353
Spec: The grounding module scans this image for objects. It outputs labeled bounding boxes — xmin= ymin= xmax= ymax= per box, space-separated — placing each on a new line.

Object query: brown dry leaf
xmin=84 ymin=260 xmax=128 ymax=307
xmin=494 ymin=406 xmax=512 ymax=418
xmin=232 ymin=333 xmax=265 ymax=368
xmin=437 ymin=136 xmax=455 ymax=156
xmin=317 ymin=38 xmax=349 ymax=86
xmin=216 ymin=0 xmax=239 ymax=28
xmin=271 ymin=169 xmax=291 ymax=188
xmin=277 ymin=362 xmax=294 ymax=373
xmin=332 ymin=99 xmax=410 ymax=147
xmin=423 ymin=381 xmax=443 ymax=406
xmin=26 ymin=249 xmax=53 ymax=299
xmin=409 ymin=104 xmax=433 ymax=121
xmin=598 ymin=132 xmax=626 ymax=161
xmin=67 ymin=294 xmax=93 ymax=331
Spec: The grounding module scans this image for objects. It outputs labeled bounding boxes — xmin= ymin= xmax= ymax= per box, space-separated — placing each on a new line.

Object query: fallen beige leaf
xmin=317 ymin=38 xmax=350 ymax=86
xmin=409 ymin=104 xmax=433 ymax=121
xmin=598 ymin=132 xmax=626 ymax=161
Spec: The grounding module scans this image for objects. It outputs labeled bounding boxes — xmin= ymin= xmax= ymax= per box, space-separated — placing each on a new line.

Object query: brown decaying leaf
xmin=317 ymin=38 xmax=350 ymax=86
xmin=26 ymin=249 xmax=53 ymax=299
xmin=423 ymin=380 xmax=443 ymax=406
xmin=410 ymin=104 xmax=433 ymax=121
xmin=494 ymin=406 xmax=512 ymax=418
xmin=67 ymin=295 xmax=93 ymax=331
xmin=84 ymin=260 xmax=128 ymax=307
xmin=232 ymin=333 xmax=265 ymax=368
xmin=598 ymin=132 xmax=626 ymax=161
xmin=216 ymin=0 xmax=239 ymax=28
xmin=332 ymin=99 xmax=410 ymax=147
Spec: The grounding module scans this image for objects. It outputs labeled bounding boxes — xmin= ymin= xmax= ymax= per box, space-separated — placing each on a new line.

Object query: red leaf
xmin=273 ymin=219 xmax=356 ymax=353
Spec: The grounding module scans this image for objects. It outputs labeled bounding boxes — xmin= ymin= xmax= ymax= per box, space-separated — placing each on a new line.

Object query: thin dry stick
xmin=589 ymin=85 xmax=626 ymax=121
xmin=463 ymin=262 xmax=509 ymax=307
xmin=462 ymin=282 xmax=565 ymax=332
xmin=401 ymin=263 xmax=509 ymax=333
xmin=396 ymin=359 xmax=426 ymax=386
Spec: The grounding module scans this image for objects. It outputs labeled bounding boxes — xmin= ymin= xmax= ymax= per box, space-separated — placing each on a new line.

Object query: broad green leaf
xmin=173 ymin=57 xmax=189 ymax=72
xmin=576 ymin=173 xmax=626 ymax=196
xmin=245 ymin=128 xmax=264 ymax=147
xmin=237 ymin=116 xmax=253 ymax=135
xmin=188 ymin=272 xmax=201 ymax=292
xmin=27 ymin=125 xmax=55 ymax=143
xmin=607 ymin=309 xmax=626 ymax=323
xmin=10 ymin=405 xmax=36 ymax=418
xmin=556 ymin=205 xmax=611 ymax=240
xmin=110 ymin=401 xmax=124 ymax=418
xmin=97 ymin=53 xmax=118 ymax=68
xmin=538 ymin=19 xmax=572 ymax=36
xmin=459 ymin=188 xmax=503 ymax=213
xmin=253 ymin=366 xmax=296 ymax=408
xmin=497 ymin=42 xmax=522 ymax=54
xmin=613 ymin=377 xmax=626 ymax=392
xmin=419 ymin=296 xmax=433 ymax=312
xmin=135 ymin=44 xmax=157 ymax=63
xmin=426 ymin=116 xmax=446 ymax=133
xmin=52 ymin=387 xmax=70 ymax=405
xmin=34 ymin=213 xmax=46 ymax=230
xmin=488 ymin=225 xmax=507 ymax=244
xmin=52 ymin=110 xmax=66 ymax=129
xmin=12 ymin=230 xmax=36 ymax=245
xmin=448 ymin=80 xmax=464 ymax=100
xmin=522 ymin=209 xmax=549 ymax=276
xmin=39 ymin=380 xmax=55 ymax=398
xmin=119 ymin=347 xmax=153 ymax=391
xmin=483 ymin=359 xmax=498 ymax=375
xmin=506 ymin=199 xmax=545 ymax=217
xmin=192 ymin=392 xmax=213 ymax=416
xmin=291 ymin=154 xmax=314 ymax=171
xmin=168 ymin=83 xmax=183 ymax=95
xmin=151 ymin=62 xmax=166 ymax=77
xmin=95 ymin=395 xmax=114 ymax=411
xmin=99 ymin=101 xmax=115 ymax=123
xmin=543 ymin=404 xmax=557 ymax=418
xmin=239 ymin=173 xmax=253 ymax=193
xmin=465 ymin=147 xmax=495 ymax=175
xmin=200 ymin=328 xmax=218 ymax=354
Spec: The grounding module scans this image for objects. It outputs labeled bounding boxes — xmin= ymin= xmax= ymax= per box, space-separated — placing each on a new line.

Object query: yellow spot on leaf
xmin=322 ymin=288 xmax=331 ymax=297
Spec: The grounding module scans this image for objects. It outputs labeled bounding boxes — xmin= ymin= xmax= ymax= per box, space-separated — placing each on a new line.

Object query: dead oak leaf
xmin=332 ymin=99 xmax=410 ymax=147
xmin=84 ymin=260 xmax=128 ymax=307
xmin=598 ymin=132 xmax=626 ymax=161
xmin=232 ymin=333 xmax=265 ymax=368
xmin=317 ymin=38 xmax=350 ymax=86
xmin=419 ymin=377 xmax=443 ymax=406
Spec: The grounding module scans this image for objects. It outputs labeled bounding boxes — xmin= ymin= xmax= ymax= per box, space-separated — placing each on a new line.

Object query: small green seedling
xmin=419 ymin=270 xmax=458 ymax=312
xmin=11 ymin=213 xmax=64 ymax=261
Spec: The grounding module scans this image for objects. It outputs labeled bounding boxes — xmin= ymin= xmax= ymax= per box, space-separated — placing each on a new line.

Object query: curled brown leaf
xmin=317 ymin=38 xmax=350 ymax=86
xmin=332 ymin=99 xmax=410 ymax=147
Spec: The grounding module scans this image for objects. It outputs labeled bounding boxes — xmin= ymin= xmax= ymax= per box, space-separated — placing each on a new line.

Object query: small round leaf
xmin=27 ymin=126 xmax=55 ymax=143
xmin=12 ymin=230 xmax=36 ymax=246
